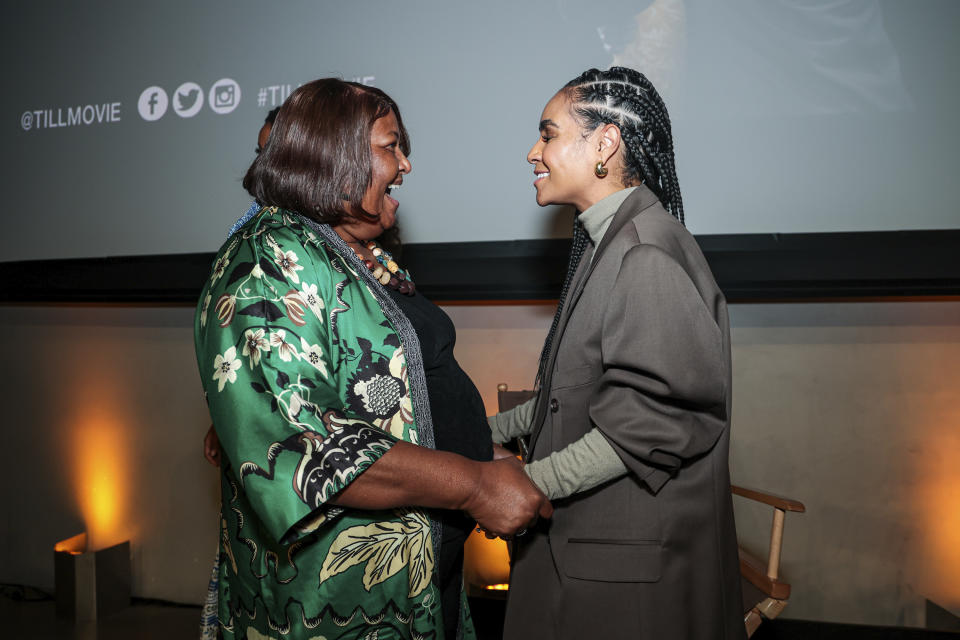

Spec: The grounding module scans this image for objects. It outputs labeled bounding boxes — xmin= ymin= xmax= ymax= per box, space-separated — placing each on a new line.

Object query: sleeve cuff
xmin=524 ymin=428 xmax=628 ymax=500
xmin=240 ymin=420 xmax=399 ymax=544
xmin=603 ymin=434 xmax=674 ymax=495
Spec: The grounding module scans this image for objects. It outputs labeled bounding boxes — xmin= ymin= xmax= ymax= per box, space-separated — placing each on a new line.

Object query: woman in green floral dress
xmin=194 ymin=79 xmax=552 ymax=640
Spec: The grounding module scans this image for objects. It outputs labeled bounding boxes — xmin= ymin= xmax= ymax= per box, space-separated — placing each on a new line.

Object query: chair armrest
xmin=739 ymin=548 xmax=791 ymax=600
xmin=732 ymin=485 xmax=806 ymax=513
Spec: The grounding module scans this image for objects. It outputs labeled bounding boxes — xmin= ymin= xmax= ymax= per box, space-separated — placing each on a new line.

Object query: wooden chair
xmin=493 ymin=384 xmax=806 ymax=637
xmin=732 ymin=485 xmax=806 ymax=637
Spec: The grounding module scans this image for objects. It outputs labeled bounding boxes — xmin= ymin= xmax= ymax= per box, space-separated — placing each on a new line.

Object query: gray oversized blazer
xmin=504 ymin=186 xmax=746 ymax=640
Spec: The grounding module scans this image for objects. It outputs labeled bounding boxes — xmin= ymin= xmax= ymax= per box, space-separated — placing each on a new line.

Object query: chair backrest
xmin=496 ymin=382 xmax=536 ymax=412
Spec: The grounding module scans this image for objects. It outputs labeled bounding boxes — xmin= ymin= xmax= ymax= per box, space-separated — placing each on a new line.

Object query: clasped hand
xmin=464 ymin=448 xmax=552 ymax=540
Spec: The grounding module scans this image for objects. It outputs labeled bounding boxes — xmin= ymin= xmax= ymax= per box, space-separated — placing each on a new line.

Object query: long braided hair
xmin=535 ymin=67 xmax=683 ymax=389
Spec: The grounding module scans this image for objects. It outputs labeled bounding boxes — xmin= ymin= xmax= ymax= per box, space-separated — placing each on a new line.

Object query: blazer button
xmin=550 ymin=398 xmax=559 ymax=413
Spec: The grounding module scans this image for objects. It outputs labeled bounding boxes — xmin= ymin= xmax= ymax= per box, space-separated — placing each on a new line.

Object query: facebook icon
xmin=138 ymin=86 xmax=168 ymax=121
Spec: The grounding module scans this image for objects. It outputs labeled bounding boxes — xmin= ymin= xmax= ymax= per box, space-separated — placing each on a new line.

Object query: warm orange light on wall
xmin=917 ymin=418 xmax=960 ymax=612
xmin=71 ymin=409 xmax=132 ymax=551
xmin=921 ymin=478 xmax=960 ymax=580
xmin=909 ymin=393 xmax=960 ymax=614
xmin=462 ymin=450 xmax=525 ymax=593
xmin=54 ymin=532 xmax=88 ymax=556
xmin=463 ymin=528 xmax=511 ymax=590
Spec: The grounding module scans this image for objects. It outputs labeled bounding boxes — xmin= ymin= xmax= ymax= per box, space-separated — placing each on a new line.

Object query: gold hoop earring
xmin=595 ymin=161 xmax=609 ymax=178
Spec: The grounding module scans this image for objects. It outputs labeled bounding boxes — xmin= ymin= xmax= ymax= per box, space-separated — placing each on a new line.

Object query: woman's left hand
xmin=203 ymin=425 xmax=221 ymax=467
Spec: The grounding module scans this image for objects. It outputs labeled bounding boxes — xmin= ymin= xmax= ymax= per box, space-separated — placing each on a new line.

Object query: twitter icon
xmin=173 ymin=82 xmax=204 ymax=118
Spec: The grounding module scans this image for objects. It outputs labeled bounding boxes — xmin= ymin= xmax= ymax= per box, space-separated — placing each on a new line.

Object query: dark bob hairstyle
xmin=243 ymin=78 xmax=410 ymax=224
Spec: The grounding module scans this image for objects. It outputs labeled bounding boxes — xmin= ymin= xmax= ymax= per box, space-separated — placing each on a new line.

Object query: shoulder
xmin=616 ymin=200 xmax=709 ymax=280
xmin=598 ymin=191 xmax=691 ymax=266
xmin=236 ymin=208 xmax=343 ymax=278
xmin=202 ymin=208 xmax=354 ymax=307
xmin=614 ymin=199 xmax=725 ymax=311
xmin=629 ymin=204 xmax=693 ymax=261
xmin=617 ymin=242 xmax=686 ymax=285
xmin=243 ymin=207 xmax=328 ymax=257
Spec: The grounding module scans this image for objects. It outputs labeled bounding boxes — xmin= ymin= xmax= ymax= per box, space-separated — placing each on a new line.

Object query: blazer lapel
xmin=526 ymin=186 xmax=660 ymax=459
xmin=526 ymin=249 xmax=593 ymax=459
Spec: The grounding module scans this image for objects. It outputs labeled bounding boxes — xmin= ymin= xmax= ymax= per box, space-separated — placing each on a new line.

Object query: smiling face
xmin=527 ymin=91 xmax=599 ymax=211
xmin=527 ymin=90 xmax=628 ymax=212
xmin=339 ymin=110 xmax=411 ymax=242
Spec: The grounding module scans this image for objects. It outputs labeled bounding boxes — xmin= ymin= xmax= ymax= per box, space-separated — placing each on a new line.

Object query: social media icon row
xmin=138 ymin=78 xmax=241 ymax=121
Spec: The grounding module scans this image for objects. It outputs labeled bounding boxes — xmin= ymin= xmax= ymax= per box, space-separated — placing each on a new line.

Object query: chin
xmin=535 ymin=193 xmax=553 ymax=207
xmin=380 ymin=212 xmax=398 ymax=230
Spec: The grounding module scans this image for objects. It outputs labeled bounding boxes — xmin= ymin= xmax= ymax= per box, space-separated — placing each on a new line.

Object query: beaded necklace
xmin=351 ymin=240 xmax=415 ymax=295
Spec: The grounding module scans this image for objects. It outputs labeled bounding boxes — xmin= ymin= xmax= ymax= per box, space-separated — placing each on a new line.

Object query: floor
xmin=754 ymin=620 xmax=960 ymax=640
xmin=3 ymin=594 xmax=958 ymax=640
xmin=0 ymin=595 xmax=505 ymax=640
xmin=0 ymin=598 xmax=201 ymax=640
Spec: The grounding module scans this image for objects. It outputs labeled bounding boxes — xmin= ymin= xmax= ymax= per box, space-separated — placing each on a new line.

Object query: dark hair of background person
xmin=243 ymin=78 xmax=411 ymax=225
xmin=254 ymin=107 xmax=281 ymax=154
xmin=564 ymin=66 xmax=684 ymax=225
xmin=264 ymin=106 xmax=280 ymax=126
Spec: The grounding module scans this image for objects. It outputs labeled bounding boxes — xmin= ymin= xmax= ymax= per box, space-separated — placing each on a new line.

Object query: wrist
xmin=456 ymin=459 xmax=486 ymax=513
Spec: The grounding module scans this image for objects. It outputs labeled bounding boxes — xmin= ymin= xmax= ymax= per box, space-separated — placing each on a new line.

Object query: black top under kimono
xmin=386 ymin=286 xmax=493 ymax=638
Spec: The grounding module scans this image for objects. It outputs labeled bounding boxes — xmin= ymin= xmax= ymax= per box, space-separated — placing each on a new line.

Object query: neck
xmin=333 ymin=226 xmax=378 ymax=262
xmin=576 ymin=181 xmax=628 ymax=213
xmin=334 ymin=224 xmax=377 ymax=246
xmin=333 ymin=227 xmax=361 ymax=245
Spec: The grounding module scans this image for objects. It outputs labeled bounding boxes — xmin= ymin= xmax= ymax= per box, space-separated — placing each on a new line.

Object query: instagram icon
xmin=208 ymin=78 xmax=241 ymax=114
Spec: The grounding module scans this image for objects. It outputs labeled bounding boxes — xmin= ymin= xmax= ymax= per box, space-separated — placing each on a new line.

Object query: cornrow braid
xmin=535 ymin=218 xmax=590 ymax=390
xmin=564 ymin=67 xmax=685 ymax=225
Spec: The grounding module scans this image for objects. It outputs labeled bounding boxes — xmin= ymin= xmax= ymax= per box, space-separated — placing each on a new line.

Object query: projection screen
xmin=3 ymin=0 xmax=958 ymax=264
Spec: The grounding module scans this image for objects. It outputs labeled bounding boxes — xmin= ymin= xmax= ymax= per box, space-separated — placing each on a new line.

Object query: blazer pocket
xmin=552 ymin=364 xmax=597 ymax=390
xmin=562 ymin=538 xmax=661 ymax=583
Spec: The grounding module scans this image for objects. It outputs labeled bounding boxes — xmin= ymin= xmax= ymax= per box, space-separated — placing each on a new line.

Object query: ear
xmin=597 ymin=123 xmax=622 ymax=164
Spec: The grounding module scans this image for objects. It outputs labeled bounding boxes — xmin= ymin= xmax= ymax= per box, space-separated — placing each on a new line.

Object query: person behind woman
xmin=488 ymin=67 xmax=745 ymax=639
xmin=203 ymin=106 xmax=281 ymax=468
xmin=195 ymin=78 xmax=551 ymax=640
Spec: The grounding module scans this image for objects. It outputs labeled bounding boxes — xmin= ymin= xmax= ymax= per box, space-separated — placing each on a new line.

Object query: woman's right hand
xmin=464 ymin=456 xmax=552 ymax=539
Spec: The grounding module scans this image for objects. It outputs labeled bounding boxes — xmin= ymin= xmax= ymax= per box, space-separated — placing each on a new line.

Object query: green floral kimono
xmin=194 ymin=207 xmax=474 ymax=640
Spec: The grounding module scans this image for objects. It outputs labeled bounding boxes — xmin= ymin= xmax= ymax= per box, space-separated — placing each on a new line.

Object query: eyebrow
xmin=539 ymin=119 xmax=558 ymax=132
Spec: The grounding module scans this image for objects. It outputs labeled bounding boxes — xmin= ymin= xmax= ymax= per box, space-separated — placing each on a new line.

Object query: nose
xmin=527 ymin=139 xmax=542 ymax=165
xmin=398 ymin=149 xmax=411 ymax=175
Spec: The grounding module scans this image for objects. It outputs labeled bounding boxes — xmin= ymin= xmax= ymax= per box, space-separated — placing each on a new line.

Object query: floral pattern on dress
xmin=320 ymin=510 xmax=434 ymax=598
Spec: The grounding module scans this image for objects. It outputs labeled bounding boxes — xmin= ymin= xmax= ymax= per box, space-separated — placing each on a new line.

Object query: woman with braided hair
xmin=488 ymin=67 xmax=745 ymax=639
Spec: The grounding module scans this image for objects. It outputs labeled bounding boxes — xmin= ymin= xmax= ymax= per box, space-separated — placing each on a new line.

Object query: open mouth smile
xmin=385 ymin=181 xmax=402 ymax=205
